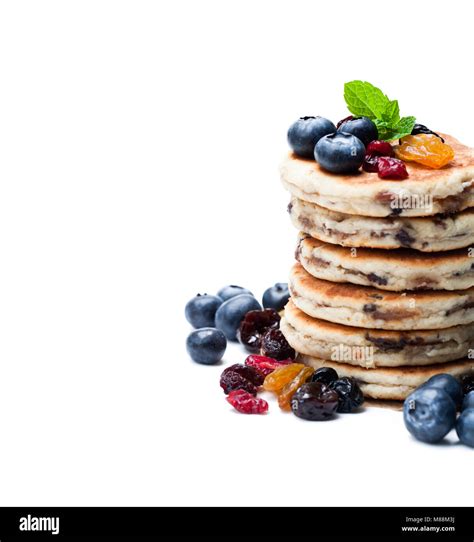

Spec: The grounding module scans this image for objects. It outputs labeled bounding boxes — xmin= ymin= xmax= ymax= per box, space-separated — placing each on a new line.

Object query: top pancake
xmin=280 ymin=134 xmax=474 ymax=217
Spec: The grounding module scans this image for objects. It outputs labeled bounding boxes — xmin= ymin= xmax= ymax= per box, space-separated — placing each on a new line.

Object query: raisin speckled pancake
xmin=289 ymin=263 xmax=474 ymax=330
xmin=298 ymin=354 xmax=474 ymax=400
xmin=296 ymin=233 xmax=474 ymax=292
xmin=280 ymin=134 xmax=474 ymax=218
xmin=281 ymin=300 xmax=474 ymax=368
xmin=289 ymin=197 xmax=474 ymax=252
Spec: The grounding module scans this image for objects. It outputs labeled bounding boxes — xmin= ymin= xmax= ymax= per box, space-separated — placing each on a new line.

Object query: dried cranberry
xmin=244 ymin=354 xmax=293 ymax=377
xmin=237 ymin=309 xmax=280 ymax=353
xmin=221 ymin=363 xmax=264 ymax=386
xmin=362 ymin=153 xmax=379 ymax=173
xmin=377 ymin=157 xmax=408 ymax=180
xmin=220 ymin=364 xmax=263 ymax=395
xmin=220 ymin=371 xmax=257 ymax=396
xmin=336 ymin=115 xmax=354 ymax=129
xmin=366 ymin=140 xmax=394 ymax=157
xmin=226 ymin=389 xmax=268 ymax=414
xmin=261 ymin=329 xmax=295 ymax=361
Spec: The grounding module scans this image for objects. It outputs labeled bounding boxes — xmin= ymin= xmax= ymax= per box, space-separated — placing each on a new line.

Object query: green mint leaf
xmin=374 ymin=116 xmax=416 ymax=141
xmin=395 ymin=116 xmax=416 ymax=137
xmin=344 ymin=81 xmax=416 ymax=141
xmin=381 ymin=99 xmax=400 ymax=124
xmin=344 ymin=81 xmax=389 ymax=119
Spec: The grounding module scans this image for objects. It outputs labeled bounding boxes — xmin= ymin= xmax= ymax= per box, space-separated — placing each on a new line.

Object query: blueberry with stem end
xmin=288 ymin=116 xmax=336 ymax=158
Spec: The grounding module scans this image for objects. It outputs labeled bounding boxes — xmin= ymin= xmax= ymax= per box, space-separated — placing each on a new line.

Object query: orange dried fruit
xmin=263 ymin=363 xmax=304 ymax=393
xmin=277 ymin=366 xmax=315 ymax=411
xmin=394 ymin=134 xmax=454 ymax=169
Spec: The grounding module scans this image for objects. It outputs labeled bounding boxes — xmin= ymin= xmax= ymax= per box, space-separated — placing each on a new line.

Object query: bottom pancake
xmin=299 ymin=354 xmax=474 ymax=400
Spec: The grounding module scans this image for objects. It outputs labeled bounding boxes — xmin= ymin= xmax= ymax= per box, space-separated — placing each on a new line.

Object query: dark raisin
xmin=261 ymin=328 xmax=295 ymax=361
xmin=329 ymin=377 xmax=364 ymax=413
xmin=367 ymin=273 xmax=388 ymax=286
xmin=460 ymin=374 xmax=474 ymax=396
xmin=395 ymin=229 xmax=415 ymax=247
xmin=291 ymin=382 xmax=339 ymax=421
xmin=237 ymin=309 xmax=280 ymax=353
xmin=363 ymin=303 xmax=377 ymax=313
xmin=310 ymin=367 xmax=339 ymax=386
xmin=410 ymin=124 xmax=445 ymax=143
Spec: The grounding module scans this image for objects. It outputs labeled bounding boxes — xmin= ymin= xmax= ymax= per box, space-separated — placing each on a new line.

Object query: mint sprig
xmin=344 ymin=81 xmax=415 ymax=141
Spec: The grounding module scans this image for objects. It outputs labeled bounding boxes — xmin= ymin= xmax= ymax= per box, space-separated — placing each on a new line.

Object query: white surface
xmin=0 ymin=0 xmax=473 ymax=506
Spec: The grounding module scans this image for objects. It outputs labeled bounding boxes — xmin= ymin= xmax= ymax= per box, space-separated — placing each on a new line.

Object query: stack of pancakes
xmin=279 ymin=134 xmax=474 ymax=400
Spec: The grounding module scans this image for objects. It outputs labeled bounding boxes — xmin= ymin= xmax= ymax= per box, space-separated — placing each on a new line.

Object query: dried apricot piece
xmin=263 ymin=363 xmax=305 ymax=393
xmin=394 ymin=134 xmax=454 ymax=169
xmin=278 ymin=366 xmax=315 ymax=411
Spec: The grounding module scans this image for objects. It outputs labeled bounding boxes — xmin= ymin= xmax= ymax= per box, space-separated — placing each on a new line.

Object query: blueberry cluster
xmin=287 ymin=115 xmax=376 ymax=174
xmin=287 ymin=115 xmax=409 ymax=179
xmin=185 ymin=283 xmax=290 ymax=365
xmin=403 ymin=374 xmax=474 ymax=447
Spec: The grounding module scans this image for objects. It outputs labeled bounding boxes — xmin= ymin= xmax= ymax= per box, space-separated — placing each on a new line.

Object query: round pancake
xmin=289 ymin=262 xmax=474 ymax=330
xmin=281 ymin=300 xmax=474 ymax=368
xmin=289 ymin=197 xmax=474 ymax=252
xmin=280 ymin=134 xmax=474 ymax=217
xmin=296 ymin=233 xmax=474 ymax=292
xmin=298 ymin=355 xmax=474 ymax=400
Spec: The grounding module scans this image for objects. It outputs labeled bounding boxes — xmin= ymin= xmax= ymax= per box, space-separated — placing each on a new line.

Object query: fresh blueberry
xmin=215 ymin=294 xmax=262 ymax=341
xmin=462 ymin=390 xmax=474 ymax=411
xmin=185 ymin=294 xmax=223 ymax=328
xmin=315 ymin=133 xmax=365 ymax=174
xmin=337 ymin=116 xmax=378 ymax=146
xmin=456 ymin=408 xmax=474 ymax=447
xmin=186 ymin=327 xmax=227 ymax=365
xmin=262 ymin=283 xmax=290 ymax=311
xmin=421 ymin=374 xmax=463 ymax=408
xmin=287 ymin=116 xmax=336 ymax=158
xmin=217 ymin=285 xmax=253 ymax=302
xmin=403 ymin=387 xmax=456 ymax=444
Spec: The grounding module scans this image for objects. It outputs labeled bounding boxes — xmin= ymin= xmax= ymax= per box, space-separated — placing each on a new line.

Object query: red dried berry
xmin=220 ymin=371 xmax=258 ymax=396
xmin=223 ymin=363 xmax=264 ymax=386
xmin=362 ymin=153 xmax=379 ymax=173
xmin=219 ymin=363 xmax=264 ymax=396
xmin=237 ymin=309 xmax=280 ymax=353
xmin=245 ymin=355 xmax=293 ymax=377
xmin=366 ymin=140 xmax=395 ymax=157
xmin=377 ymin=157 xmax=409 ymax=180
xmin=226 ymin=389 xmax=269 ymax=414
xmin=261 ymin=329 xmax=296 ymax=361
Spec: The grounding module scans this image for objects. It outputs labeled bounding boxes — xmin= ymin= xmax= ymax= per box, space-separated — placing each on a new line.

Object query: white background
xmin=0 ymin=0 xmax=473 ymax=506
